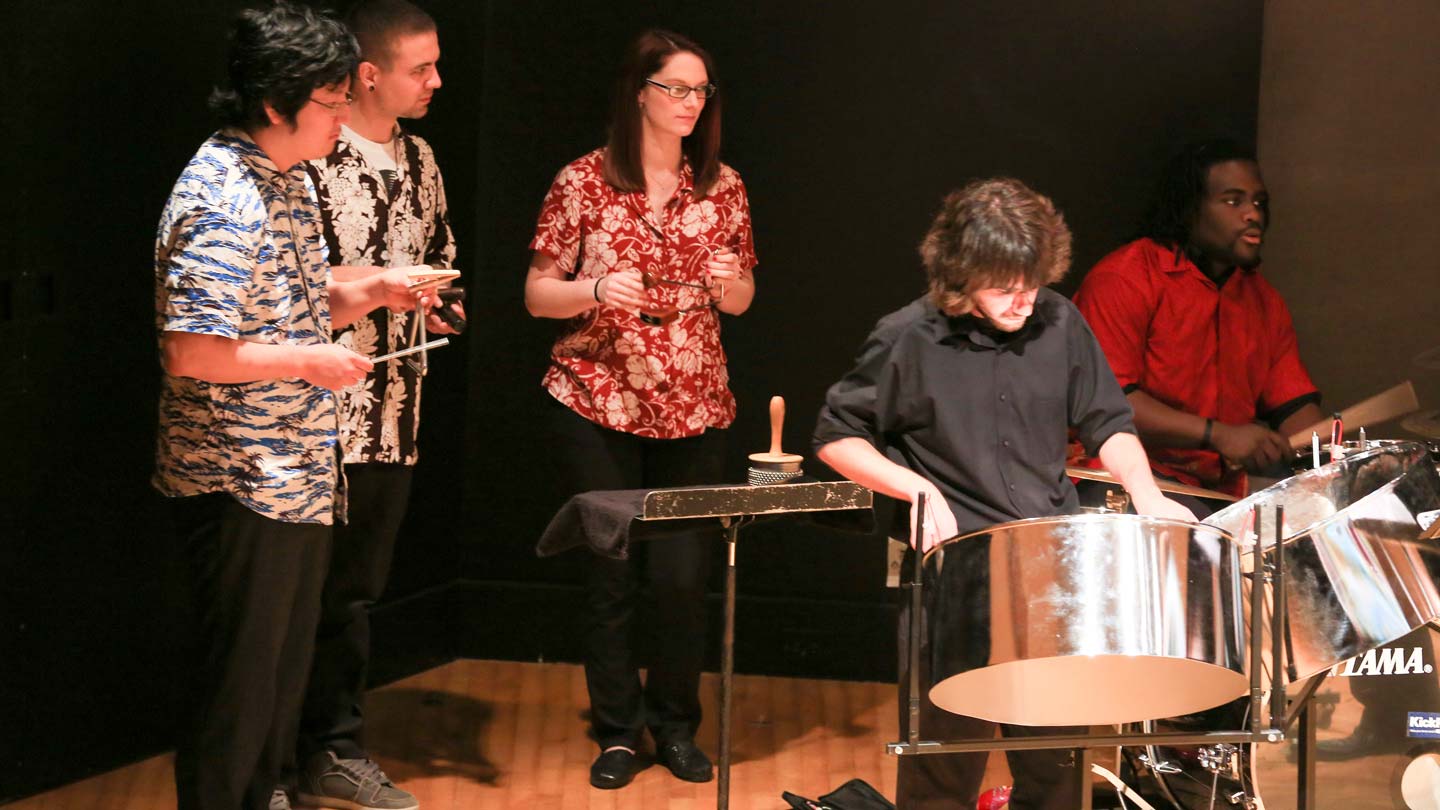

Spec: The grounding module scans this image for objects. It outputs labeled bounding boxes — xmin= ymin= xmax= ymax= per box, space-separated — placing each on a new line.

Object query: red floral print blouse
xmin=530 ymin=149 xmax=757 ymax=438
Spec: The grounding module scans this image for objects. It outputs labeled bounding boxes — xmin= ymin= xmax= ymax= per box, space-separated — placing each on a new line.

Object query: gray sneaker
xmin=297 ymin=752 xmax=419 ymax=810
xmin=270 ymin=789 xmax=293 ymax=810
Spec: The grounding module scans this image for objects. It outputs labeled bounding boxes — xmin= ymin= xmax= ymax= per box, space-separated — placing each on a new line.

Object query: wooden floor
xmin=5 ymin=659 xmax=936 ymax=810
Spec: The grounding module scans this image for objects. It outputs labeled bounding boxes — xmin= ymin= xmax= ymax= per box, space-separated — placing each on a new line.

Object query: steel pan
xmin=922 ymin=514 xmax=1246 ymax=726
xmin=1292 ymin=438 xmax=1440 ymax=474
xmin=1205 ymin=442 xmax=1440 ymax=683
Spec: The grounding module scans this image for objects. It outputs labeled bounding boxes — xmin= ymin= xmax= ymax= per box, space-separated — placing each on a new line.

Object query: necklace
xmin=646 ymin=171 xmax=679 ymax=220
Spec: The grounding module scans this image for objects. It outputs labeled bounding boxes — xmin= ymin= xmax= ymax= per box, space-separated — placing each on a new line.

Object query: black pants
xmin=546 ymin=398 xmax=726 ymax=751
xmin=298 ymin=463 xmax=414 ymax=761
xmin=896 ymin=566 xmax=1082 ymax=810
xmin=172 ymin=493 xmax=332 ymax=810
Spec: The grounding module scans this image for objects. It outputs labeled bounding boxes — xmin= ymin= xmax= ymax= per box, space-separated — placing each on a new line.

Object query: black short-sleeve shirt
xmin=813 ymin=289 xmax=1135 ymax=536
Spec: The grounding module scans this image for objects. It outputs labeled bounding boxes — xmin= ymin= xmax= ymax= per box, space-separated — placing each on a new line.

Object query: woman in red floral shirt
xmin=524 ymin=29 xmax=756 ymax=790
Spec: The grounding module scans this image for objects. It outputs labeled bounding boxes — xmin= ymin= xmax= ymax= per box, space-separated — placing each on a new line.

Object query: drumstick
xmin=1286 ymin=380 xmax=1420 ymax=451
xmin=1065 ymin=466 xmax=1239 ymax=503
xmin=370 ymin=337 xmax=449 ymax=363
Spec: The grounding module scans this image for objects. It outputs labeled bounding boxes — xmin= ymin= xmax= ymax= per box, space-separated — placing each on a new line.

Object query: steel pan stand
xmin=639 ymin=481 xmax=872 ymax=810
xmin=888 ymin=501 xmax=1305 ymax=810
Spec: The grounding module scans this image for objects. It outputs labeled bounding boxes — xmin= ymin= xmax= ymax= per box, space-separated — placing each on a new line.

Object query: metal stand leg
xmin=717 ymin=520 xmax=738 ymax=810
xmin=1296 ymin=699 xmax=1317 ymax=810
xmin=1079 ymin=747 xmax=1094 ymax=810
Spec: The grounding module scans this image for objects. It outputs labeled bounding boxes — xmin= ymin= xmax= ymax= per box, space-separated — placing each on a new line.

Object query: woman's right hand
xmin=596 ymin=269 xmax=647 ymax=312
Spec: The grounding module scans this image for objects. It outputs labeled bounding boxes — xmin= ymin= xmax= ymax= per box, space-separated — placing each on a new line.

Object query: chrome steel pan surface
xmin=921 ymin=513 xmax=1246 ymax=726
xmin=1205 ymin=442 xmax=1440 ymax=682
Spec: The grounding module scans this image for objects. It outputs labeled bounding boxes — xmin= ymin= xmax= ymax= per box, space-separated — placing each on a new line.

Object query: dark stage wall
xmin=1257 ymin=0 xmax=1440 ymax=430
xmin=2 ymin=0 xmax=1261 ymax=800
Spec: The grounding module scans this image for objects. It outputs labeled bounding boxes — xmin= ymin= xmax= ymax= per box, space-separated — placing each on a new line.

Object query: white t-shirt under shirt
xmin=341 ymin=124 xmax=399 ymax=193
xmin=341 ymin=124 xmax=398 ymax=172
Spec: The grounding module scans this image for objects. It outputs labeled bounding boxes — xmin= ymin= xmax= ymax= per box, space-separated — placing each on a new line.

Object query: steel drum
xmin=1292 ymin=438 xmax=1440 ymax=475
xmin=1205 ymin=442 xmax=1440 ymax=683
xmin=922 ymin=514 xmax=1246 ymax=726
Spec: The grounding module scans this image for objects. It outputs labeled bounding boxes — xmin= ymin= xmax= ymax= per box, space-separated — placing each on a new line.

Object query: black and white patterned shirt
xmin=306 ymin=125 xmax=456 ymax=465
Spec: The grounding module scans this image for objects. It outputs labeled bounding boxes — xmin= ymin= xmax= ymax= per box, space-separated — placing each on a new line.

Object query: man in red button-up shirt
xmin=1074 ymin=140 xmax=1323 ymax=500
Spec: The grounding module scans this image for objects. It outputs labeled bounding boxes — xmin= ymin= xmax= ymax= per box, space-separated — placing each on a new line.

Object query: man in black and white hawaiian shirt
xmin=297 ymin=3 xmax=460 ymax=809
xmin=154 ymin=5 xmax=431 ymax=810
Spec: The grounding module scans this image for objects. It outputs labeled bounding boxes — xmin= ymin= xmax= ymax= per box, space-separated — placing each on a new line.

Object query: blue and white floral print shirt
xmin=153 ymin=128 xmax=340 ymax=525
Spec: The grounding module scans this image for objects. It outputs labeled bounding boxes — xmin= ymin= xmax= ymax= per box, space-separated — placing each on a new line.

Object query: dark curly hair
xmin=1137 ymin=138 xmax=1260 ymax=249
xmin=919 ymin=178 xmax=1072 ymax=315
xmin=208 ymin=2 xmax=360 ymax=130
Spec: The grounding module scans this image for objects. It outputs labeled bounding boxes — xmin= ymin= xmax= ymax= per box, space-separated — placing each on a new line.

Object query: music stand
xmin=639 ymin=481 xmax=873 ymax=810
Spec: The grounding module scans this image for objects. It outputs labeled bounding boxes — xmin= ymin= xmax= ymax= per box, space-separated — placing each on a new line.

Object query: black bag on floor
xmin=781 ymin=778 xmax=895 ymax=810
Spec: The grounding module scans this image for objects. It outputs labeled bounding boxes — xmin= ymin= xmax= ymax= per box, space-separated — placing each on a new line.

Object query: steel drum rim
xmin=925 ymin=512 xmax=1238 ymax=564
xmin=1205 ymin=440 xmax=1430 ymax=541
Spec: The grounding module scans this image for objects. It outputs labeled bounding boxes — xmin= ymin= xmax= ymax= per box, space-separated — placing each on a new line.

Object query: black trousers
xmin=172 ymin=493 xmax=332 ymax=810
xmin=546 ymin=398 xmax=726 ymax=751
xmin=896 ymin=564 xmax=1083 ymax=810
xmin=298 ymin=463 xmax=414 ymax=761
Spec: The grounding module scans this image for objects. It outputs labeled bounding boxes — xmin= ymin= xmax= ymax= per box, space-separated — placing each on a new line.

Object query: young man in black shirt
xmin=813 ymin=178 xmax=1194 ymax=809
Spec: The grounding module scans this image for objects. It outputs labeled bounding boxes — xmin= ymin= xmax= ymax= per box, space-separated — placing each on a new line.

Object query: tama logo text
xmin=1332 ymin=646 xmax=1431 ymax=677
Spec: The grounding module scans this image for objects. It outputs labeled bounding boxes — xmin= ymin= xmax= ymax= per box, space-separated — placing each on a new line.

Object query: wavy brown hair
xmin=602 ymin=29 xmax=723 ymax=198
xmin=919 ymin=178 xmax=1072 ymax=315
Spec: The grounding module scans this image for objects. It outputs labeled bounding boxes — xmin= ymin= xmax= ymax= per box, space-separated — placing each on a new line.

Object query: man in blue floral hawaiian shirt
xmin=153 ymin=5 xmax=429 ymax=809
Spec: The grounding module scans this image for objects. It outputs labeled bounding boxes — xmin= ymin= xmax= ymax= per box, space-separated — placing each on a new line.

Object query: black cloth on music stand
xmin=535 ymin=483 xmax=876 ymax=560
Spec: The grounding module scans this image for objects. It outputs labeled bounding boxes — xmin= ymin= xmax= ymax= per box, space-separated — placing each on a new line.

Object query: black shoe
xmin=590 ymin=748 xmax=639 ymax=789
xmin=658 ymin=740 xmax=714 ymax=783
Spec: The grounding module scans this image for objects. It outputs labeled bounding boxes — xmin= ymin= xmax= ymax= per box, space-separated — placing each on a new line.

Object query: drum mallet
xmin=747 ymin=396 xmax=804 ymax=485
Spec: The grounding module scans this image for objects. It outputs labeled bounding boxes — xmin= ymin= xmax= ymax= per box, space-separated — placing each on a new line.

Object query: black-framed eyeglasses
xmin=644 ymin=79 xmax=718 ymax=100
xmin=308 ymin=93 xmax=355 ymax=114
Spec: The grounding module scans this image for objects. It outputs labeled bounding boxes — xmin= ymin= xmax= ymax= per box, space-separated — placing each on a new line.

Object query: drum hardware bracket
xmin=1197 ymin=743 xmax=1239 ymax=775
xmin=1269 ymin=506 xmax=1288 ymax=735
xmin=1136 ymin=751 xmax=1182 ymax=774
xmin=1104 ymin=488 xmax=1130 ymax=513
xmin=905 ymin=493 xmax=928 ymax=748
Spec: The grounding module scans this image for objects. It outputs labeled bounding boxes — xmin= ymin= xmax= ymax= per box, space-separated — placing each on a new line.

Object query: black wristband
xmin=1201 ymin=418 xmax=1214 ymax=449
xmin=593 ymin=277 xmax=603 ymax=303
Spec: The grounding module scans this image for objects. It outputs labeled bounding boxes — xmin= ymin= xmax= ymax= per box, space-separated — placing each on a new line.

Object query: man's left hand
xmin=427 ymin=299 xmax=465 ymax=334
xmin=375 ymin=267 xmax=423 ymax=312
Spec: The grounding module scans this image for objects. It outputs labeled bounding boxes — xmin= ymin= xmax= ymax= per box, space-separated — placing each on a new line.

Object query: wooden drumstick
xmin=1286 ymin=380 xmax=1420 ymax=451
xmin=1065 ymin=466 xmax=1239 ymax=503
xmin=406 ymin=264 xmax=462 ymax=292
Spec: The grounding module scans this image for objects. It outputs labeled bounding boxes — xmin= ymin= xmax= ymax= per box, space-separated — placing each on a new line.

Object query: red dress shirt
xmin=1072 ymin=238 xmax=1319 ymax=494
xmin=530 ymin=149 xmax=757 ymax=438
